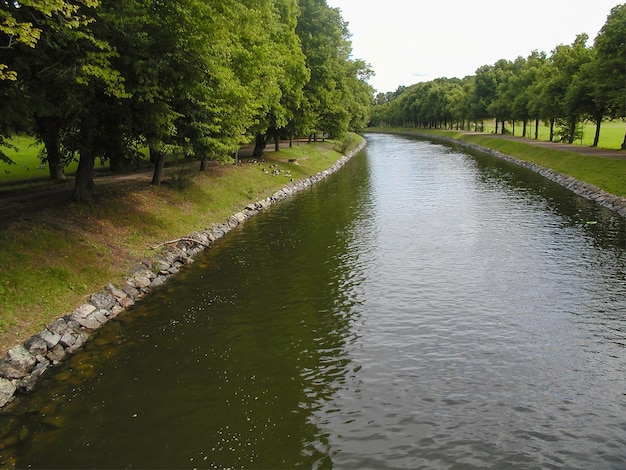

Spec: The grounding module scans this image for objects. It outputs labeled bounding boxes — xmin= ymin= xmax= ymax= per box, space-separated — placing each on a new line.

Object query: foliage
xmin=0 ymin=0 xmax=374 ymax=198
xmin=371 ymin=4 xmax=625 ymax=148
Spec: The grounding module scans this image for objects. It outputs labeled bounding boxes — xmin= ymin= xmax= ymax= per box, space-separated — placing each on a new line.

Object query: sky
xmin=325 ymin=0 xmax=621 ymax=93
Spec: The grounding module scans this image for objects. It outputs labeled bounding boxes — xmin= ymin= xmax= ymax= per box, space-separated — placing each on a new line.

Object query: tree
xmin=0 ymin=0 xmax=99 ymax=80
xmin=592 ymin=3 xmax=626 ymax=148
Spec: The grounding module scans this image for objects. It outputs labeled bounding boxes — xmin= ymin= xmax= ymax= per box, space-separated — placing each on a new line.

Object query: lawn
xmin=480 ymin=119 xmax=625 ymax=149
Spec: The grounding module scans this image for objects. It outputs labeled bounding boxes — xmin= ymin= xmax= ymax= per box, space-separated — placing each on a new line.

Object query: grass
xmin=368 ymin=127 xmax=626 ymax=198
xmin=0 ymin=136 xmax=361 ymax=352
xmin=1 ymin=136 xmax=112 ymax=188
xmin=476 ymin=119 xmax=625 ymax=149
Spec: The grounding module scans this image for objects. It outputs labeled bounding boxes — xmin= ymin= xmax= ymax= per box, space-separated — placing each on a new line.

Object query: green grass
xmin=368 ymin=127 xmax=626 ymax=198
xmin=480 ymin=119 xmax=625 ymax=149
xmin=0 ymin=136 xmax=361 ymax=351
xmin=0 ymin=135 xmax=137 ymax=188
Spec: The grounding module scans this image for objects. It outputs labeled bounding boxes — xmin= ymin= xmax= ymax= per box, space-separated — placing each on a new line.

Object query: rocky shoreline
xmin=413 ymin=132 xmax=626 ymax=218
xmin=0 ymin=140 xmax=367 ymax=409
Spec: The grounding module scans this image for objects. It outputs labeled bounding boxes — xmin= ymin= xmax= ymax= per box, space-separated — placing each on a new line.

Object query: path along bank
xmin=0 ymin=140 xmax=367 ymax=409
xmin=369 ymin=129 xmax=626 ymax=218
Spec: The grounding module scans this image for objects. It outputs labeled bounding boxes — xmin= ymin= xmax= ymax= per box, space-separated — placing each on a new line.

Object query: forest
xmin=370 ymin=4 xmax=626 ymax=150
xmin=0 ymin=0 xmax=374 ymax=201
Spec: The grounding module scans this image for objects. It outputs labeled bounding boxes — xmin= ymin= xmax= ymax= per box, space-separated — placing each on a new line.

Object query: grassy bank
xmin=368 ymin=128 xmax=626 ymax=198
xmin=0 ymin=136 xmax=362 ymax=353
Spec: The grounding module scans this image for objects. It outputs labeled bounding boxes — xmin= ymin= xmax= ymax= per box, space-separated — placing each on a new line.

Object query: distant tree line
xmin=371 ymin=4 xmax=626 ymax=149
xmin=0 ymin=0 xmax=374 ymax=201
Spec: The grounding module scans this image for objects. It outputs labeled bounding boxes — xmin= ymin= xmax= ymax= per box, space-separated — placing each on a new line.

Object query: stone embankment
xmin=423 ymin=133 xmax=626 ymax=218
xmin=0 ymin=140 xmax=367 ymax=409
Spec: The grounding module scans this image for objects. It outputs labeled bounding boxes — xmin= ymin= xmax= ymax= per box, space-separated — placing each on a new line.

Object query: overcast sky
xmin=325 ymin=0 xmax=620 ymax=93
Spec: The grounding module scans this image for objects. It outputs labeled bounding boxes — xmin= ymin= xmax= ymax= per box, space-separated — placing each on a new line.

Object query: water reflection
xmin=2 ymin=134 xmax=626 ymax=469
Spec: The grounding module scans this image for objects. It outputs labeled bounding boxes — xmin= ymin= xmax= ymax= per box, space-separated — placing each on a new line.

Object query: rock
xmin=24 ymin=336 xmax=48 ymax=356
xmin=47 ymin=344 xmax=66 ymax=363
xmin=121 ymin=282 xmax=140 ymax=299
xmin=48 ymin=317 xmax=69 ymax=336
xmin=133 ymin=276 xmax=151 ymax=290
xmin=0 ymin=377 xmax=16 ymax=407
xmin=3 ymin=345 xmax=36 ymax=375
xmin=105 ymin=283 xmax=128 ymax=301
xmin=118 ymin=297 xmax=134 ymax=309
xmin=149 ymin=276 xmax=166 ymax=288
xmin=59 ymin=330 xmax=79 ymax=348
xmin=90 ymin=292 xmax=117 ymax=311
xmin=39 ymin=328 xmax=61 ymax=349
xmin=92 ymin=310 xmax=108 ymax=325
xmin=70 ymin=312 xmax=102 ymax=330
xmin=74 ymin=303 xmax=97 ymax=319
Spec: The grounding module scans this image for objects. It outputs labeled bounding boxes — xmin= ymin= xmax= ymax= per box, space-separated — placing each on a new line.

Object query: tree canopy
xmin=371 ymin=3 xmax=626 ymax=148
xmin=0 ymin=0 xmax=374 ymax=199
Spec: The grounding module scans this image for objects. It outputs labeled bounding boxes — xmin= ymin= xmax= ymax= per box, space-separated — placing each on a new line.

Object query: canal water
xmin=1 ymin=133 xmax=625 ymax=469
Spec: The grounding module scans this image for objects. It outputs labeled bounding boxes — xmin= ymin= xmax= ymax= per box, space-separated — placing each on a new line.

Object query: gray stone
xmin=70 ymin=312 xmax=102 ymax=330
xmin=25 ymin=335 xmax=48 ymax=356
xmin=90 ymin=292 xmax=116 ymax=311
xmin=4 ymin=345 xmax=36 ymax=375
xmin=59 ymin=330 xmax=79 ymax=348
xmin=121 ymin=282 xmax=140 ymax=299
xmin=150 ymin=276 xmax=166 ymax=288
xmin=47 ymin=344 xmax=66 ymax=363
xmin=133 ymin=276 xmax=151 ymax=289
xmin=105 ymin=283 xmax=128 ymax=301
xmin=0 ymin=377 xmax=16 ymax=407
xmin=92 ymin=310 xmax=109 ymax=325
xmin=74 ymin=303 xmax=97 ymax=318
xmin=119 ymin=297 xmax=135 ymax=309
xmin=39 ymin=328 xmax=61 ymax=349
xmin=48 ymin=317 xmax=69 ymax=335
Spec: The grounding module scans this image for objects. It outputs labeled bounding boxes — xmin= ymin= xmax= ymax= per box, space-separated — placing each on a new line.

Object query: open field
xmin=0 ymin=136 xmax=360 ymax=353
xmin=480 ymin=119 xmax=625 ymax=149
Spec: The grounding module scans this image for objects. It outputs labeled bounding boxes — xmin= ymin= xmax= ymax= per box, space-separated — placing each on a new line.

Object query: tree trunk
xmin=200 ymin=156 xmax=207 ymax=172
xmin=592 ymin=116 xmax=601 ymax=147
xmin=151 ymin=147 xmax=166 ymax=185
xmin=568 ymin=120 xmax=576 ymax=144
xmin=253 ymin=133 xmax=266 ymax=157
xmin=71 ymin=114 xmax=98 ymax=202
xmin=549 ymin=118 xmax=555 ymax=142
xmin=501 ymin=120 xmax=506 ymax=134
xmin=41 ymin=132 xmax=66 ymax=181
xmin=71 ymin=153 xmax=95 ymax=202
xmin=522 ymin=120 xmax=527 ymax=138
xmin=495 ymin=120 xmax=499 ymax=134
xmin=274 ymin=135 xmax=280 ymax=152
xmin=622 ymin=127 xmax=626 ymax=150
xmin=535 ymin=118 xmax=539 ymax=140
xmin=36 ymin=117 xmax=66 ymax=181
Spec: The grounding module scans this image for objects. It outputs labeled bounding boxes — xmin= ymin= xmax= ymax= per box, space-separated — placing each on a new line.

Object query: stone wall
xmin=0 ymin=140 xmax=367 ymax=409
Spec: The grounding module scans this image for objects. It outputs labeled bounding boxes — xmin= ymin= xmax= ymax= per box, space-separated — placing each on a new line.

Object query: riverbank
xmin=0 ymin=137 xmax=366 ymax=408
xmin=368 ymin=128 xmax=626 ymax=218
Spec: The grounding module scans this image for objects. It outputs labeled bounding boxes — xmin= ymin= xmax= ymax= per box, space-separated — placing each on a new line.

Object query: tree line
xmin=0 ymin=0 xmax=374 ymax=201
xmin=371 ymin=3 xmax=625 ymax=149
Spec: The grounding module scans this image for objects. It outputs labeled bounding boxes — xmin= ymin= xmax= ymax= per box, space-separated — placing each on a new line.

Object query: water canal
xmin=1 ymin=133 xmax=626 ymax=469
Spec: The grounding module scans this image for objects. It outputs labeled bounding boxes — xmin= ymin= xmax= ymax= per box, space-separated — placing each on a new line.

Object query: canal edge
xmin=388 ymin=131 xmax=626 ymax=219
xmin=0 ymin=139 xmax=367 ymax=409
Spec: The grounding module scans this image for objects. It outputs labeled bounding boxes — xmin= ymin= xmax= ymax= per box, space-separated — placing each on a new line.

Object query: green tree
xmin=591 ymin=3 xmax=626 ymax=148
xmin=0 ymin=0 xmax=99 ymax=80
